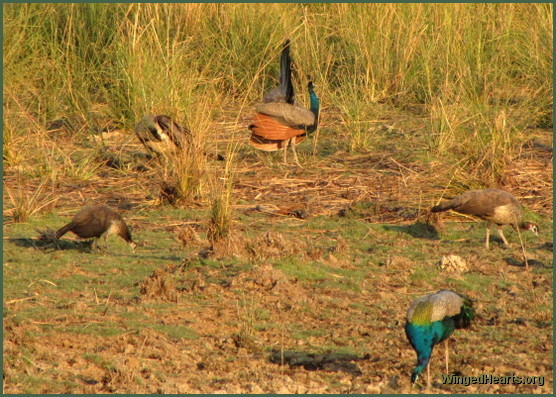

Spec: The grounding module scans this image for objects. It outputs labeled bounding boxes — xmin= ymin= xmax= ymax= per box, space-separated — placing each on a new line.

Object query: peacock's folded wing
xmin=255 ymin=102 xmax=315 ymax=127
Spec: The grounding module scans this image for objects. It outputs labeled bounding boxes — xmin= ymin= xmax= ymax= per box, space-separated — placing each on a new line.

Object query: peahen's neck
xmin=307 ymin=83 xmax=320 ymax=133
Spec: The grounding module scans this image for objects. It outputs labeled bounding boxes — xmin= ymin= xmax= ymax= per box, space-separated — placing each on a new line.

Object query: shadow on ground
xmin=9 ymin=237 xmax=94 ymax=252
xmin=268 ymin=350 xmax=374 ymax=376
xmin=538 ymin=241 xmax=553 ymax=252
xmin=383 ymin=221 xmax=440 ymax=240
xmin=8 ymin=238 xmax=180 ymax=260
xmin=504 ymin=257 xmax=551 ymax=269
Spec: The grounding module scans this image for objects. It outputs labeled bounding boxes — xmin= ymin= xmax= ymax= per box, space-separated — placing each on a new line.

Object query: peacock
xmin=249 ymin=39 xmax=320 ymax=166
xmin=134 ymin=114 xmax=190 ymax=157
xmin=405 ymin=290 xmax=475 ymax=387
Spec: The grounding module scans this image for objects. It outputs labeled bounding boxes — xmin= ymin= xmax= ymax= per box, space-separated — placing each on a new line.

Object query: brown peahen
xmin=431 ymin=189 xmax=538 ymax=249
xmin=55 ymin=206 xmax=136 ymax=251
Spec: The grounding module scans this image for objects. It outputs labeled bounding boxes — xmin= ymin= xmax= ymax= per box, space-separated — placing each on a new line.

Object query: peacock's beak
xmin=410 ymin=373 xmax=419 ymax=386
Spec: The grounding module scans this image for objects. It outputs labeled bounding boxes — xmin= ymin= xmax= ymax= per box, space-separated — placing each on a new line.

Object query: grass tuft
xmin=5 ymin=176 xmax=58 ymax=223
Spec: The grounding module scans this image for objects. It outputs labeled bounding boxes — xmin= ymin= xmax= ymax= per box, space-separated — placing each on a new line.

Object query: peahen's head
xmin=117 ymin=221 xmax=136 ymax=251
xmin=520 ymin=221 xmax=539 ymax=235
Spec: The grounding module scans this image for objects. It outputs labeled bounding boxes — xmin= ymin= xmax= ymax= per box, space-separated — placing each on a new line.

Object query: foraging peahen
xmin=55 ymin=206 xmax=136 ymax=251
xmin=134 ymin=114 xmax=190 ymax=156
xmin=405 ymin=290 xmax=474 ymax=387
xmin=249 ymin=40 xmax=320 ymax=166
xmin=431 ymin=189 xmax=538 ymax=249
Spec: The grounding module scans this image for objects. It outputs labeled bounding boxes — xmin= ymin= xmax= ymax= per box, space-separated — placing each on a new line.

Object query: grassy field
xmin=3 ymin=3 xmax=553 ymax=394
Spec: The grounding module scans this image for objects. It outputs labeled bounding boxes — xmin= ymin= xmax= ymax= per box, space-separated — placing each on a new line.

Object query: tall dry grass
xmin=5 ymin=4 xmax=551 ymax=137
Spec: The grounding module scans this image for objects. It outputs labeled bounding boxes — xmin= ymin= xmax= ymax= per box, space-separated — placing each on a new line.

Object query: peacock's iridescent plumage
xmin=249 ymin=40 xmax=319 ymax=165
xmin=405 ymin=290 xmax=474 ymax=384
xmin=307 ymin=80 xmax=320 ymax=134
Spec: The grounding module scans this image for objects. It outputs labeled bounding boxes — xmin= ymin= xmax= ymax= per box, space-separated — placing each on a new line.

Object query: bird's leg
xmin=497 ymin=226 xmax=509 ymax=246
xmin=485 ymin=222 xmax=492 ymax=249
xmin=282 ymin=139 xmax=290 ymax=164
xmin=427 ymin=361 xmax=431 ymax=388
xmin=444 ymin=339 xmax=449 ymax=374
xmin=291 ymin=141 xmax=302 ymax=167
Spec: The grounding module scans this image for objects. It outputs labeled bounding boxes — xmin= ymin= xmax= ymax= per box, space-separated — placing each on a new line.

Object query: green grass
xmin=142 ymin=323 xmax=198 ymax=341
xmin=83 ymin=353 xmax=117 ymax=371
xmin=273 ymin=258 xmax=328 ymax=282
xmin=291 ymin=328 xmax=328 ymax=340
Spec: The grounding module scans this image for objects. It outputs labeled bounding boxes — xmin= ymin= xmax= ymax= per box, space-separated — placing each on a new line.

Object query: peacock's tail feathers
xmin=280 ymin=39 xmax=294 ymax=104
xmin=263 ymin=40 xmax=294 ymax=104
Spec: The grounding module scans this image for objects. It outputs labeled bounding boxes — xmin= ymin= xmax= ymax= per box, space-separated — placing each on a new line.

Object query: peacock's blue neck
xmin=307 ymin=85 xmax=320 ymax=133
xmin=309 ymin=89 xmax=320 ymax=118
xmin=405 ymin=318 xmax=456 ymax=383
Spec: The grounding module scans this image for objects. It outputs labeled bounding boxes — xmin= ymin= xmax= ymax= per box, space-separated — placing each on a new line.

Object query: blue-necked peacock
xmin=405 ymin=290 xmax=475 ymax=386
xmin=249 ymin=39 xmax=320 ymax=166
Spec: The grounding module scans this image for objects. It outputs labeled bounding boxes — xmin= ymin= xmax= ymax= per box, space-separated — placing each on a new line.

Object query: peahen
xmin=134 ymin=114 xmax=190 ymax=157
xmin=431 ymin=189 xmax=538 ymax=249
xmin=54 ymin=206 xmax=136 ymax=251
xmin=405 ymin=290 xmax=474 ymax=387
xmin=249 ymin=40 xmax=320 ymax=166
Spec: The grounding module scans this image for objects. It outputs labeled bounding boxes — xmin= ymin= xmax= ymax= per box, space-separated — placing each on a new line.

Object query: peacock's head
xmin=306 ymin=74 xmax=314 ymax=90
xmin=410 ymin=371 xmax=419 ymax=385
xmin=409 ymin=360 xmax=428 ymax=386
